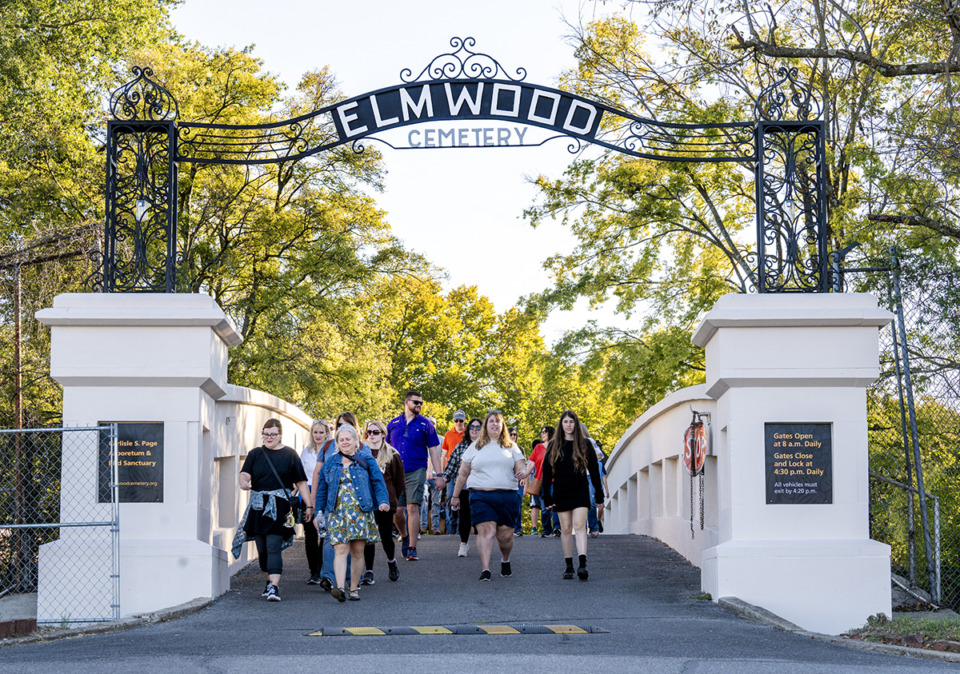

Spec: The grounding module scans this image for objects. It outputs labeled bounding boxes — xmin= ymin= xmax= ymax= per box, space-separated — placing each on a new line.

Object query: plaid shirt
xmin=442 ymin=438 xmax=472 ymax=485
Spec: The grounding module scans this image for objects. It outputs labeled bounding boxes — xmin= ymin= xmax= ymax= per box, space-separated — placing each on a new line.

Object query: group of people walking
xmin=233 ymin=390 xmax=608 ymax=603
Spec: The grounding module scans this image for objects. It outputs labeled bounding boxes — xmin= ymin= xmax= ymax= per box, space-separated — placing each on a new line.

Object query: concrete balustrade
xmin=36 ymin=294 xmax=311 ymax=619
xmin=607 ymin=293 xmax=894 ymax=634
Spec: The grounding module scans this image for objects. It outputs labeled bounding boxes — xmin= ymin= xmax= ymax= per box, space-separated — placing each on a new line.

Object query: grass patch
xmin=844 ymin=613 xmax=960 ymax=648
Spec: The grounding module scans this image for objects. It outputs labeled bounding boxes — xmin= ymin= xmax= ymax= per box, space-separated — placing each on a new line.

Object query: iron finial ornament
xmin=400 ymin=36 xmax=527 ymax=83
xmin=755 ymin=66 xmax=822 ymax=122
xmin=109 ymin=66 xmax=178 ymax=122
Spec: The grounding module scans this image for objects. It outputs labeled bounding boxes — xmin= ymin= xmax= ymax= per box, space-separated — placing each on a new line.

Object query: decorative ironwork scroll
xmin=94 ymin=68 xmax=179 ymax=292
xmin=754 ymin=67 xmax=828 ymax=292
xmin=176 ymin=38 xmax=756 ymax=165
xmin=108 ymin=66 xmax=178 ymax=122
xmin=401 ymin=36 xmax=527 ymax=83
xmin=94 ymin=43 xmax=831 ymax=294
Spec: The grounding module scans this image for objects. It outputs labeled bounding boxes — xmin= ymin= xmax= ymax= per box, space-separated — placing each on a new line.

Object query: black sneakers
xmin=500 ymin=561 xmax=512 ymax=577
xmin=261 ymin=581 xmax=272 ymax=597
xmin=479 ymin=569 xmax=492 ymax=581
xmin=388 ymin=560 xmax=400 ymax=581
xmin=265 ymin=584 xmax=281 ymax=602
xmin=307 ymin=574 xmax=322 ymax=585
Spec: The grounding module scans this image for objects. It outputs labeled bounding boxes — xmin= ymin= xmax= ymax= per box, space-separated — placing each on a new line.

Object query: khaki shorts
xmin=397 ymin=467 xmax=427 ymax=508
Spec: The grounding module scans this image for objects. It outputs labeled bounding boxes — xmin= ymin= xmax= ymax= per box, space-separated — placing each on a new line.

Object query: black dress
xmin=240 ymin=446 xmax=307 ymax=537
xmin=541 ymin=440 xmax=604 ymax=512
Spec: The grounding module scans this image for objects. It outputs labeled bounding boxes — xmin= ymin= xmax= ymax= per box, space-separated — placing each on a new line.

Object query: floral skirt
xmin=326 ymin=467 xmax=381 ymax=545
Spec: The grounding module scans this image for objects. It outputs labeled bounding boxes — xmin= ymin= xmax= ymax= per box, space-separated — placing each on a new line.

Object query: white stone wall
xmin=36 ymin=294 xmax=313 ymax=619
xmin=604 ymin=385 xmax=718 ymax=567
xmin=607 ymin=293 xmax=894 ymax=634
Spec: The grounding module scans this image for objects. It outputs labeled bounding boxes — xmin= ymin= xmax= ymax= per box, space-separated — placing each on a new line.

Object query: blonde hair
xmin=476 ymin=411 xmax=513 ymax=449
xmin=304 ymin=420 xmax=329 ymax=456
xmin=364 ymin=420 xmax=397 ymax=471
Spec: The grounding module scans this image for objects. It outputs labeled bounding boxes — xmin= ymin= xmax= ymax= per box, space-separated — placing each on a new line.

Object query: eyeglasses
xmin=262 ymin=432 xmax=280 ymax=438
xmin=366 ymin=429 xmax=382 ymax=435
xmin=468 ymin=424 xmax=482 ymax=430
xmin=454 ymin=419 xmax=465 ymax=423
xmin=409 ymin=400 xmax=423 ymax=405
xmin=510 ymin=433 xmax=518 ymax=437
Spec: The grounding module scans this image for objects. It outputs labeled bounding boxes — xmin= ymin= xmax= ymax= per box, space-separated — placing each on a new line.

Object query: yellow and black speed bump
xmin=308 ymin=624 xmax=606 ymax=637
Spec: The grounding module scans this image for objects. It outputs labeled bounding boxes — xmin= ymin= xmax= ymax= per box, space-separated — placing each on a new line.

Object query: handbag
xmin=524 ymin=474 xmax=543 ymax=496
xmin=261 ymin=448 xmax=302 ymax=527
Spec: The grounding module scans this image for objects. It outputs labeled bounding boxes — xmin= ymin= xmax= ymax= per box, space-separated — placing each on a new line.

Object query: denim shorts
xmin=469 ymin=489 xmax=521 ymax=529
xmin=397 ymin=467 xmax=427 ymax=508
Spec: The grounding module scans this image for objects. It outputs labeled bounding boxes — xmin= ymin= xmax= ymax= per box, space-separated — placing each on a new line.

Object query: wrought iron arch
xmin=94 ymin=38 xmax=827 ymax=293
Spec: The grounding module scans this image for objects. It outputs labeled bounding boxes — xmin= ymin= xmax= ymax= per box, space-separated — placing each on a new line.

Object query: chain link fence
xmin=844 ymin=250 xmax=960 ymax=610
xmin=0 ymin=426 xmax=119 ymax=624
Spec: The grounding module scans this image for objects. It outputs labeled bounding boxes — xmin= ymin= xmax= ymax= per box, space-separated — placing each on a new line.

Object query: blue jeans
xmin=320 ymin=537 xmax=350 ymax=583
xmin=588 ymin=481 xmax=599 ymax=533
xmin=420 ymin=478 xmax=441 ymax=531
xmin=514 ymin=483 xmax=525 ymax=533
xmin=446 ymin=486 xmax=459 ymax=533
xmin=542 ymin=505 xmax=559 ymax=534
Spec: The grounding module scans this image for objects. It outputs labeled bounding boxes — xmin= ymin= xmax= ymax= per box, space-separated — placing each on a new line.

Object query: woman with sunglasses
xmin=442 ymin=417 xmax=482 ymax=557
xmin=237 ymin=418 xmax=311 ymax=602
xmin=449 ymin=412 xmax=526 ymax=581
xmin=300 ymin=420 xmax=330 ymax=585
xmin=315 ymin=423 xmax=390 ymax=602
xmin=360 ymin=420 xmax=406 ymax=584
xmin=541 ymin=410 xmax=604 ymax=581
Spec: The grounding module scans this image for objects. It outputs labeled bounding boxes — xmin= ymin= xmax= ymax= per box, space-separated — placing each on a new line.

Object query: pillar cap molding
xmin=692 ymin=293 xmax=892 ymax=347
xmin=37 ymin=293 xmax=242 ymax=347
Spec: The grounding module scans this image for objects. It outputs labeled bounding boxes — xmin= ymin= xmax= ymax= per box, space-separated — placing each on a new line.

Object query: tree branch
xmin=729 ymin=37 xmax=960 ymax=77
xmin=868 ymin=213 xmax=960 ymax=239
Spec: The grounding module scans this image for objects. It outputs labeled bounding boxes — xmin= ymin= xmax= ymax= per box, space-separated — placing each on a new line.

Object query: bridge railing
xmin=605 ymin=384 xmax=718 ymax=567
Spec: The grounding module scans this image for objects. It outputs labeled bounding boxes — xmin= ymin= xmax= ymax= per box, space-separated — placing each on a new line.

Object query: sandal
xmin=348 ymin=589 xmax=361 ymax=601
xmin=330 ymin=586 xmax=346 ymax=602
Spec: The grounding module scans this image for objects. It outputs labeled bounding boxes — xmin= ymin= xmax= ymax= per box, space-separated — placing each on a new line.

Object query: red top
xmin=529 ymin=442 xmax=547 ymax=479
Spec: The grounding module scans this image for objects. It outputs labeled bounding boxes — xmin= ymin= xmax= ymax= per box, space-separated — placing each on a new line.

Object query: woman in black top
xmin=239 ymin=418 xmax=311 ymax=602
xmin=541 ymin=410 xmax=604 ymax=581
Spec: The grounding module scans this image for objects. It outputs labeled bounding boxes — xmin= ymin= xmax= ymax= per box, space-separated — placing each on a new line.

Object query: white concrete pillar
xmin=36 ymin=293 xmax=242 ymax=618
xmin=692 ymin=293 xmax=893 ymax=634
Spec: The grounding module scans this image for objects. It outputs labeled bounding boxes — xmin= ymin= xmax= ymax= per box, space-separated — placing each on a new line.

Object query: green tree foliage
xmin=0 ymin=0 xmax=176 ymax=425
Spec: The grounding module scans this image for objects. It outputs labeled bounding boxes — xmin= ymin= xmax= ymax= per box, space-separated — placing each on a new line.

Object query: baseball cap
xmin=453 ymin=410 xmax=466 ymax=420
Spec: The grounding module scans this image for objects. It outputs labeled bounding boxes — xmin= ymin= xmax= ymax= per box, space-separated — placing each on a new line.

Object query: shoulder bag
xmin=261 ymin=448 xmax=302 ymax=527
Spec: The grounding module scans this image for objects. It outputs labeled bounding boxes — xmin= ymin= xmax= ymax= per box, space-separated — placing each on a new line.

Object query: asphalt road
xmin=0 ymin=533 xmax=952 ymax=672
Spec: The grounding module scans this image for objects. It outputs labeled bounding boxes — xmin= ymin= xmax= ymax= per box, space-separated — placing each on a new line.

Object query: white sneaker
xmin=457 ymin=542 xmax=468 ymax=557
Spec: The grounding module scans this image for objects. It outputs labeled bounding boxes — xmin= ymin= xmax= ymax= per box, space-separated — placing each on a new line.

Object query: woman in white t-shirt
xmin=449 ymin=411 xmax=526 ymax=581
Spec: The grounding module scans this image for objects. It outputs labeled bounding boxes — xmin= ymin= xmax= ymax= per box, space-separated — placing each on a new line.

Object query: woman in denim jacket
xmin=315 ymin=423 xmax=390 ymax=601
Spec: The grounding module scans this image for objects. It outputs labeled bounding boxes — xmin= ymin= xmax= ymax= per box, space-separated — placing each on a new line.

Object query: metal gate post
xmin=754 ymin=67 xmax=829 ymax=292
xmin=94 ymin=67 xmax=179 ymax=292
xmin=890 ymin=247 xmax=938 ymax=600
